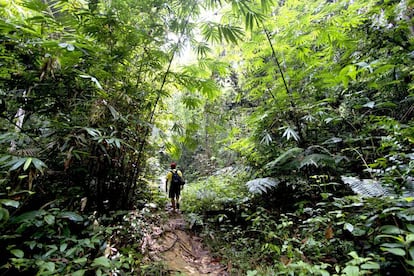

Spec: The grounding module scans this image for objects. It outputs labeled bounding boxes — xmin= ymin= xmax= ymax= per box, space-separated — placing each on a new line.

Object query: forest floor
xmin=143 ymin=205 xmax=228 ymax=275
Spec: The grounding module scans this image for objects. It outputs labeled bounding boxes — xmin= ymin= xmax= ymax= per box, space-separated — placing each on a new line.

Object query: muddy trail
xmin=142 ymin=207 xmax=228 ymax=275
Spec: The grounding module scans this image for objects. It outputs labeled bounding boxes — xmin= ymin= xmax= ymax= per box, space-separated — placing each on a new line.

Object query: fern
xmin=246 ymin=177 xmax=279 ymax=194
xmin=341 ymin=176 xmax=389 ymax=197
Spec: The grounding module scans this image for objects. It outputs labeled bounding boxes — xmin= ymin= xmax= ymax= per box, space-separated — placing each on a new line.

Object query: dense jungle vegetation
xmin=0 ymin=0 xmax=413 ymax=275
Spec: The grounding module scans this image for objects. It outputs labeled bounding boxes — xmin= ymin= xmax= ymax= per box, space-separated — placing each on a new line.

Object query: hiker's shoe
xmin=176 ymin=203 xmax=180 ymax=210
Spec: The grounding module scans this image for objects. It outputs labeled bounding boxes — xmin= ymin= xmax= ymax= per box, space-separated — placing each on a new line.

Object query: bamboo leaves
xmin=2 ymin=155 xmax=47 ymax=173
xmin=201 ymin=21 xmax=244 ymax=44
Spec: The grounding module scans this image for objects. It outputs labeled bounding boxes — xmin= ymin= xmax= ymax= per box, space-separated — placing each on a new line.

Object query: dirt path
xmin=142 ymin=208 xmax=228 ymax=275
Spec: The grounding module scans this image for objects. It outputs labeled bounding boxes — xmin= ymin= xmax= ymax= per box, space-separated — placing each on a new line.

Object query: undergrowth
xmin=0 ymin=187 xmax=170 ymax=275
xmin=181 ymin=173 xmax=414 ymax=275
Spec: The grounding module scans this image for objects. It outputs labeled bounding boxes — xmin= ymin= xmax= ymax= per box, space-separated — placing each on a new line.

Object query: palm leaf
xmin=246 ymin=177 xmax=279 ymax=194
xmin=299 ymin=153 xmax=335 ymax=168
xmin=265 ymin=147 xmax=303 ymax=169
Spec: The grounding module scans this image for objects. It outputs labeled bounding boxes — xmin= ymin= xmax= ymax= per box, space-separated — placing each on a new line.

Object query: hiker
xmin=165 ymin=162 xmax=185 ymax=212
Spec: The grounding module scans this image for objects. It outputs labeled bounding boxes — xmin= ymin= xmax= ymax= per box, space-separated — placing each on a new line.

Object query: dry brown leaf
xmin=280 ymin=255 xmax=291 ymax=265
xmin=325 ymin=224 xmax=334 ymax=240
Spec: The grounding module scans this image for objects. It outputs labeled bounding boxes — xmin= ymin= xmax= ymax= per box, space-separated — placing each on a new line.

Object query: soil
xmin=143 ymin=207 xmax=228 ymax=275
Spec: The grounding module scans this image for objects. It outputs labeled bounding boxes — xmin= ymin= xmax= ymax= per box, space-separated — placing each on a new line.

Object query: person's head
xmin=170 ymin=162 xmax=176 ymax=169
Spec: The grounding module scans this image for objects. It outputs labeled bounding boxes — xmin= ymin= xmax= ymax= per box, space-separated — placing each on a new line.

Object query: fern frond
xmin=246 ymin=177 xmax=279 ymax=194
xmin=341 ymin=176 xmax=389 ymax=197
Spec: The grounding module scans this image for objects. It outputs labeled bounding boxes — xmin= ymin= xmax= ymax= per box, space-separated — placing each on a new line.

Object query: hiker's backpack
xmin=171 ymin=170 xmax=184 ymax=186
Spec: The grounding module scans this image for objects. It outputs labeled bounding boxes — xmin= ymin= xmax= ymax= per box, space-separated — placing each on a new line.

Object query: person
xmin=165 ymin=162 xmax=184 ymax=212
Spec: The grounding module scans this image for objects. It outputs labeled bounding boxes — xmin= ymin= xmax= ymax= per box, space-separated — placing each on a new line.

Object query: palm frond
xmin=171 ymin=122 xmax=184 ymax=135
xmin=265 ymin=147 xmax=303 ymax=169
xmin=246 ymin=177 xmax=279 ymax=194
xmin=299 ymin=153 xmax=335 ymax=169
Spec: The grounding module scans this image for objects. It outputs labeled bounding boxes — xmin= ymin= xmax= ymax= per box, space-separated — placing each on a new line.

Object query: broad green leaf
xmin=406 ymin=234 xmax=414 ymax=243
xmin=60 ymin=211 xmax=84 ymax=222
xmin=60 ymin=243 xmax=68 ymax=252
xmin=406 ymin=260 xmax=414 ymax=267
xmin=44 ymin=214 xmax=55 ymax=225
xmin=23 ymin=157 xmax=32 ymax=171
xmin=409 ymin=246 xmax=414 ymax=260
xmin=12 ymin=210 xmax=43 ymax=223
xmin=92 ymin=256 xmax=110 ymax=268
xmin=381 ymin=247 xmax=406 ymax=256
xmin=32 ymin=158 xmax=47 ymax=171
xmin=360 ymin=262 xmax=380 ymax=270
xmin=26 ymin=241 xmax=36 ymax=250
xmin=342 ymin=265 xmax=359 ymax=276
xmin=9 ymin=158 xmax=26 ymax=171
xmin=380 ymin=242 xmax=404 ymax=248
xmin=11 ymin=249 xmax=24 ymax=258
xmin=74 ymin=257 xmax=88 ymax=264
xmin=65 ymin=247 xmax=77 ymax=257
xmin=344 ymin=222 xmax=354 ymax=233
xmin=72 ymin=269 xmax=86 ymax=276
xmin=0 ymin=199 xmax=20 ymax=208
xmin=42 ymin=262 xmax=55 ymax=272
xmin=0 ymin=208 xmax=9 ymax=222
xmin=380 ymin=225 xmax=405 ymax=235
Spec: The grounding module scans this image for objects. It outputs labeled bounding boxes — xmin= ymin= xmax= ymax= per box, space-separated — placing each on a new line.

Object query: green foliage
xmin=245 ymin=177 xmax=279 ymax=194
xmin=182 ymin=173 xmax=413 ymax=273
xmin=181 ymin=172 xmax=250 ymax=214
xmin=0 ymin=204 xmax=165 ymax=275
